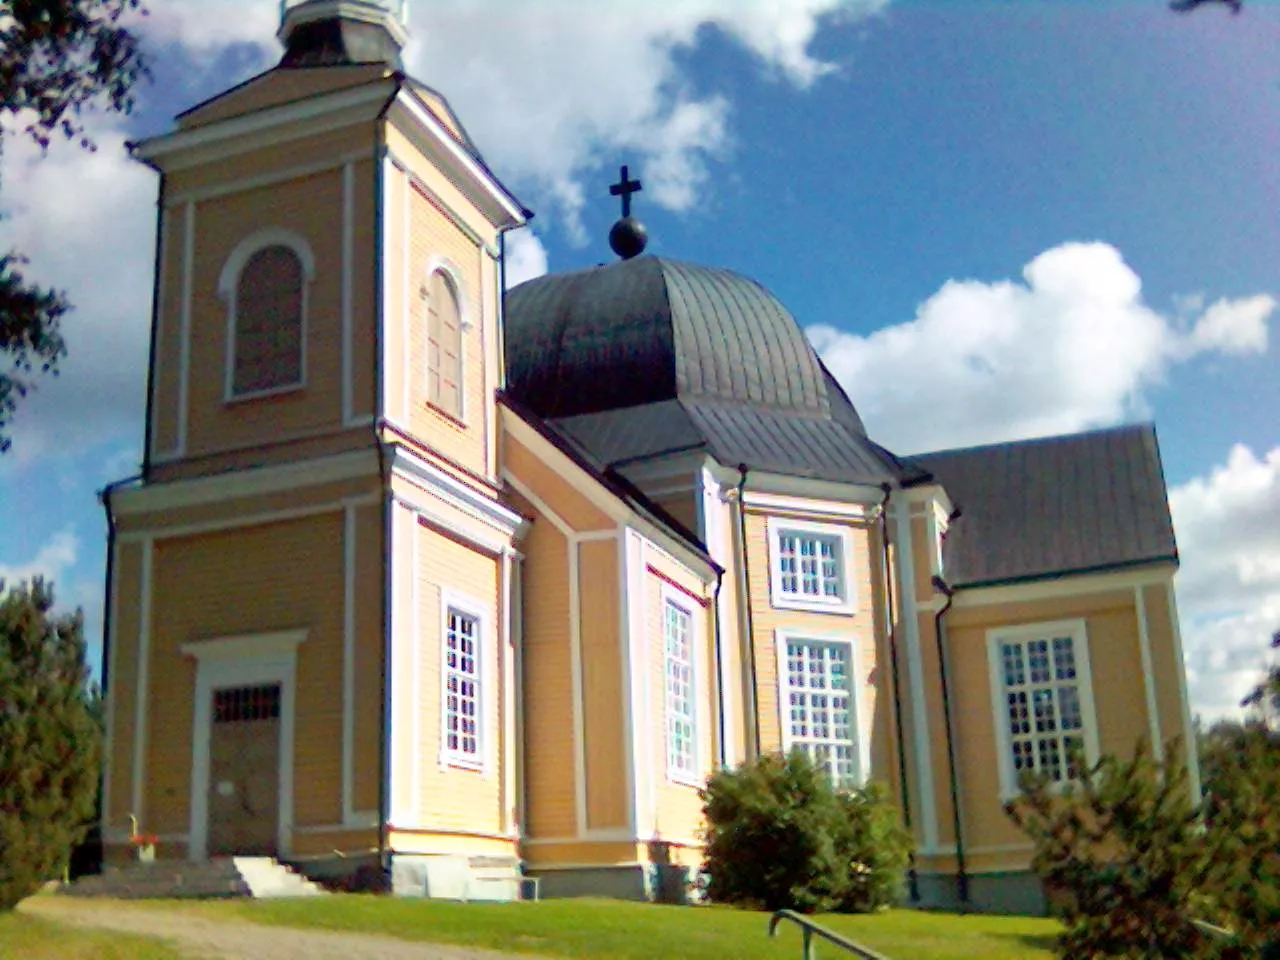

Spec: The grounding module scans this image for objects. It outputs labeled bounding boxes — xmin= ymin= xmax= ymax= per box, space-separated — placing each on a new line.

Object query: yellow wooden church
xmin=100 ymin=0 xmax=1199 ymax=912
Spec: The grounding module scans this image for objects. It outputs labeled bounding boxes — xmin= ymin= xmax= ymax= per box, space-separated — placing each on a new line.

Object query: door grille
xmin=213 ymin=684 xmax=281 ymax=723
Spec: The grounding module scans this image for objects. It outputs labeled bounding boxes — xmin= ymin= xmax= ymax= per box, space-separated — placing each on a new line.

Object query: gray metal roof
xmin=913 ymin=424 xmax=1178 ymax=588
xmin=505 ymin=256 xmax=856 ymax=423
xmin=505 ymin=255 xmax=910 ymax=484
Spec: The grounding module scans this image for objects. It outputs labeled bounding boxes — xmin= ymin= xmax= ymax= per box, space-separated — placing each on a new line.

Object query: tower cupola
xmin=278 ymin=0 xmax=409 ymax=69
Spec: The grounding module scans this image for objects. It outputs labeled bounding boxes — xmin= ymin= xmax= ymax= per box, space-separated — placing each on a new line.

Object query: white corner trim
xmin=893 ymin=500 xmax=938 ymax=853
xmin=184 ymin=628 xmax=308 ymax=861
xmin=175 ymin=202 xmax=195 ymax=459
xmin=438 ymin=586 xmax=494 ymax=775
xmin=773 ymin=629 xmax=871 ymax=788
xmin=342 ymin=504 xmax=358 ymax=826
xmin=341 ymin=162 xmax=355 ymax=427
xmin=401 ymin=169 xmax=411 ymax=423
xmin=101 ymin=540 xmax=122 ymax=833
xmin=985 ymin=618 xmax=1100 ymax=803
xmin=1134 ymin=585 xmax=1163 ymax=752
xmin=112 ymin=448 xmax=378 ymax=515
xmin=765 ymin=516 xmax=858 ymax=615
xmin=387 ymin=500 xmax=413 ymax=827
xmin=130 ymin=539 xmax=154 ymax=829
xmin=623 ymin=529 xmax=648 ymax=834
xmin=501 ymin=549 xmax=518 ymax=836
xmin=379 ymin=152 xmax=394 ymax=423
xmin=698 ymin=468 xmax=736 ymax=765
xmin=743 ymin=490 xmax=867 ymax=520
xmin=1166 ymin=584 xmax=1202 ymax=801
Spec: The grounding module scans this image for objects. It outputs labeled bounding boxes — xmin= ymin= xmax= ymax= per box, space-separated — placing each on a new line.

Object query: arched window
xmin=220 ymin=230 xmax=314 ymax=401
xmin=425 ymin=269 xmax=464 ymax=418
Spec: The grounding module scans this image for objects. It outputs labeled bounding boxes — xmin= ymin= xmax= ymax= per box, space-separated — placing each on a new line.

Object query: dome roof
xmin=504 ymin=255 xmax=863 ymax=430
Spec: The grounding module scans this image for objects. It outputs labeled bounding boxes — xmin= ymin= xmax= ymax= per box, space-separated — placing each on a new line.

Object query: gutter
xmin=735 ymin=464 xmax=761 ymax=756
xmin=141 ymin=173 xmax=166 ymax=479
xmin=931 ymin=568 xmax=967 ymax=909
xmin=877 ymin=482 xmax=916 ymax=901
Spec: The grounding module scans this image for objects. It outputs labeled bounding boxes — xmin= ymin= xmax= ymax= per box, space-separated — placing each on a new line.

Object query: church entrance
xmin=206 ymin=683 xmax=281 ymax=857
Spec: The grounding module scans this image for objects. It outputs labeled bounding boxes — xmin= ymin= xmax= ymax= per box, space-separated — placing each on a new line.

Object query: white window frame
xmin=986 ymin=618 xmax=1101 ymax=801
xmin=661 ymin=585 xmax=701 ymax=788
xmin=218 ymin=227 xmax=316 ymax=403
xmin=775 ymin=630 xmax=869 ymax=789
xmin=767 ymin=517 xmax=857 ymax=614
xmin=438 ymin=589 xmax=491 ymax=773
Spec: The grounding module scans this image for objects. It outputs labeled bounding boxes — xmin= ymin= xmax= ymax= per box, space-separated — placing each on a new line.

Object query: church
xmin=99 ymin=0 xmax=1198 ymax=914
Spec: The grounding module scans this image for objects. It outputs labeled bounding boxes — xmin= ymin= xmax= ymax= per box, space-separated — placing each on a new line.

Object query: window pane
xmin=784 ymin=639 xmax=858 ymax=788
xmin=444 ymin=609 xmax=481 ymax=760
xmin=998 ymin=629 xmax=1089 ymax=789
xmin=233 ymin=245 xmax=304 ymax=396
xmin=664 ymin=599 xmax=696 ymax=776
xmin=776 ymin=531 xmax=844 ymax=602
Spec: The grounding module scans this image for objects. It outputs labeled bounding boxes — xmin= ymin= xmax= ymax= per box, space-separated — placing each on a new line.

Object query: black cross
xmin=609 ymin=165 xmax=643 ymax=218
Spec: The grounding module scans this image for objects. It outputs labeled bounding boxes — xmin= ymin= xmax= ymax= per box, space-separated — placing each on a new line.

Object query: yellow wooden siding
xmin=382 ymin=126 xmax=496 ymax=248
xmin=146 ymin=513 xmax=346 ymax=841
xmin=408 ymin=520 xmax=505 ymax=836
xmin=943 ymin=589 xmax=1154 ymax=857
xmin=501 ymin=434 xmax=614 ymax=532
xmin=577 ymin=538 xmax=629 ymax=832
xmin=292 ymin=827 xmax=381 ymax=859
xmin=910 ymin=512 xmax=935 ymax=604
xmin=177 ymin=66 xmax=390 ymax=130
xmin=182 ymin=172 xmax=342 ymax=456
xmin=351 ymin=157 xmax=379 ymax=421
xmin=511 ymin=490 xmax=577 ymax=839
xmin=643 ymin=550 xmax=713 ymax=846
xmin=151 ymin=205 xmax=181 ymax=456
xmin=105 ymin=542 xmax=143 ymax=835
xmin=741 ymin=511 xmax=880 ymax=773
xmin=524 ymin=841 xmax=646 ymax=868
xmin=152 ymin=431 xmax=375 ymax=485
xmin=706 ymin=498 xmax=747 ymax=767
xmin=403 ymin=178 xmax=488 ymax=475
xmin=166 ymin=125 xmax=377 ymax=198
xmin=1141 ymin=582 xmax=1190 ymax=751
xmin=353 ymin=501 xmax=385 ymax=815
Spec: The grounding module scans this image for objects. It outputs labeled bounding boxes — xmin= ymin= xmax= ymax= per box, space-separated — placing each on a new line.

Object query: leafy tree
xmin=0 ymin=0 xmax=148 ymax=453
xmin=0 ymin=579 xmax=101 ymax=911
xmin=700 ymin=751 xmax=912 ymax=913
xmin=1239 ymin=630 xmax=1280 ymax=723
xmin=1006 ymin=741 xmax=1215 ymax=959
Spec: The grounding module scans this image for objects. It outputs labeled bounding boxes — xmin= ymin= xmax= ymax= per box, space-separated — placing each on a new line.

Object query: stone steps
xmin=59 ymin=856 xmax=327 ymax=899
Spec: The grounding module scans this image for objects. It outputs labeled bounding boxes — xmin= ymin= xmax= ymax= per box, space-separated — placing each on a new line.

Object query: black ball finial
xmin=609 ymin=216 xmax=648 ymax=260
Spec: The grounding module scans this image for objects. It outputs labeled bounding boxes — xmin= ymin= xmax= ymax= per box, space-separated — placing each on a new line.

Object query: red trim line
xmin=647 ymin=565 xmax=710 ymax=608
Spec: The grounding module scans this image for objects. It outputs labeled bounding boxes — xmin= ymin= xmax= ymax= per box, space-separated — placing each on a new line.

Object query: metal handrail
xmin=769 ymin=910 xmax=894 ymax=960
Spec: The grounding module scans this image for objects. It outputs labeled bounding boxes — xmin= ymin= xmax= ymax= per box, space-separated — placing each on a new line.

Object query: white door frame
xmin=182 ymin=630 xmax=308 ymax=861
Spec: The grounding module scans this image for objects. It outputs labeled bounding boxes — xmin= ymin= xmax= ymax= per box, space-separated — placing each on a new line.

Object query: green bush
xmin=0 ymin=579 xmax=101 ymax=911
xmin=700 ymin=751 xmax=912 ymax=913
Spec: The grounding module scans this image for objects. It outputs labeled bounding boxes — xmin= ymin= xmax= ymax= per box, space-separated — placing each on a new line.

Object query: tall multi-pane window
xmin=988 ymin=621 xmax=1097 ymax=796
xmin=769 ymin=521 xmax=855 ymax=613
xmin=663 ymin=596 xmax=697 ymax=782
xmin=443 ymin=607 xmax=482 ymax=767
xmin=229 ymin=244 xmax=306 ymax=398
xmin=780 ymin=638 xmax=860 ymax=788
xmin=426 ymin=269 xmax=463 ymax=418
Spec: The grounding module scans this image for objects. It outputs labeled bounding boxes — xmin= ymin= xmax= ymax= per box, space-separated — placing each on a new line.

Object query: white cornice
xmin=950 ymin=563 xmax=1177 ymax=608
xmin=386 ymin=441 xmax=526 ymax=538
xmin=112 ymin=449 xmax=378 ymax=515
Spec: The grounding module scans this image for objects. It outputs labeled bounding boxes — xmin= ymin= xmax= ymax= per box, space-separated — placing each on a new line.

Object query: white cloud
xmin=503 ymin=228 xmax=549 ymax=289
xmin=0 ymin=118 xmax=155 ymax=468
xmin=142 ymin=1 xmax=883 ymax=234
xmin=1169 ymin=444 xmax=1280 ymax=722
xmin=0 ymin=527 xmax=79 ymax=588
xmin=809 ymin=242 xmax=1275 ymax=454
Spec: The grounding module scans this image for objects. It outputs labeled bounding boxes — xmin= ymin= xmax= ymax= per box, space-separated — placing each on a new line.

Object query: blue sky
xmin=1 ymin=0 xmax=1277 ymax=720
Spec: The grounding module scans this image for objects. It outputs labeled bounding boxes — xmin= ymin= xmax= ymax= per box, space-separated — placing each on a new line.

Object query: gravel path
xmin=21 ymin=896 xmax=549 ymax=960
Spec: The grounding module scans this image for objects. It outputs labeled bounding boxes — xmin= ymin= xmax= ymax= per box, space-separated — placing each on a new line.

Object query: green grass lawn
xmin=0 ymin=912 xmax=185 ymax=960
xmin=140 ymin=895 xmax=1060 ymax=959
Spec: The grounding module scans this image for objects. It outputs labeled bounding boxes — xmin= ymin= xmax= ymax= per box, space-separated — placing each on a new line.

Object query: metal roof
xmin=913 ymin=423 xmax=1179 ymax=588
xmin=505 ymin=255 xmax=846 ymax=420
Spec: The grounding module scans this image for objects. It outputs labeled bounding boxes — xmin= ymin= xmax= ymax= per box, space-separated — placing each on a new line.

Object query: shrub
xmin=700 ymin=751 xmax=912 ymax=913
xmin=0 ymin=579 xmax=101 ymax=911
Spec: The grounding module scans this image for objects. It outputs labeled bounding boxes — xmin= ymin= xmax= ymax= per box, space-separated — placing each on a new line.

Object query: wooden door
xmin=207 ymin=683 xmax=281 ymax=857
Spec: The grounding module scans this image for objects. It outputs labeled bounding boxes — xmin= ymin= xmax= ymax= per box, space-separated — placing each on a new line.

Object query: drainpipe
xmin=734 ymin=464 xmax=761 ymax=757
xmin=373 ymin=123 xmax=391 ymax=883
xmin=931 ymin=568 xmax=967 ymax=909
xmin=711 ymin=567 xmax=727 ymax=768
xmin=878 ymin=482 xmax=917 ymax=901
